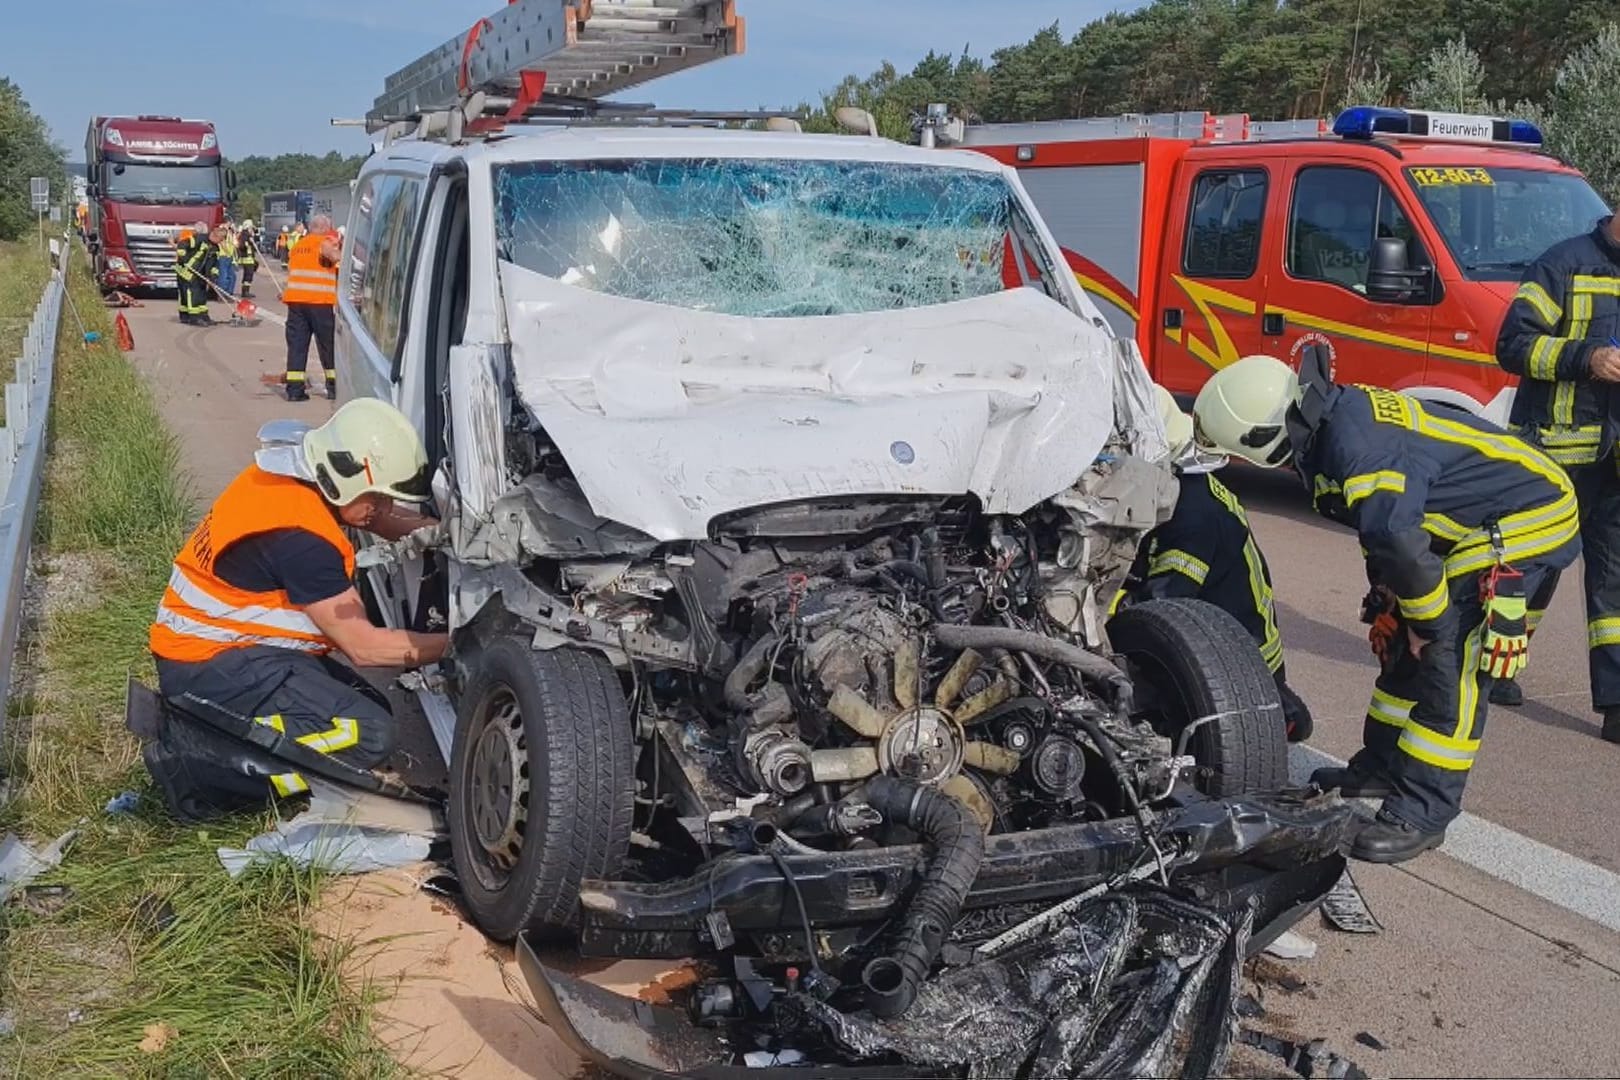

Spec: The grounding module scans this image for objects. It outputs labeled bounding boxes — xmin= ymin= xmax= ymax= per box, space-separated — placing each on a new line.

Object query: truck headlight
xmin=106 ymin=256 xmax=130 ymax=272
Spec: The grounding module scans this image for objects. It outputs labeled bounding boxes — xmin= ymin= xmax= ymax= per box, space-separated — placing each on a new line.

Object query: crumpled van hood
xmin=501 ymin=263 xmax=1119 ymax=541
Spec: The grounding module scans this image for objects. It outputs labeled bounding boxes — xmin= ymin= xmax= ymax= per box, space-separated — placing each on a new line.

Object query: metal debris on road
xmin=1264 ymin=928 xmax=1320 ymax=960
xmin=0 ymin=826 xmax=78 ymax=904
xmin=1321 ymin=867 xmax=1382 ymax=934
xmin=1239 ymin=1027 xmax=1369 ymax=1079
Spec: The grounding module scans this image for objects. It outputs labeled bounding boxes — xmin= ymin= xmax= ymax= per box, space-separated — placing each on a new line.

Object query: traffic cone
xmin=115 ymin=312 xmax=135 ymax=352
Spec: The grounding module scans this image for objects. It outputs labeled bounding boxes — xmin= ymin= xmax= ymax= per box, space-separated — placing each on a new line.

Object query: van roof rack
xmin=367 ymin=0 xmax=747 ymax=134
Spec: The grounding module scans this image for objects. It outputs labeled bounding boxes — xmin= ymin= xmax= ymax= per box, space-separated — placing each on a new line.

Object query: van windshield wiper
xmin=1464 ymin=259 xmax=1531 ymax=273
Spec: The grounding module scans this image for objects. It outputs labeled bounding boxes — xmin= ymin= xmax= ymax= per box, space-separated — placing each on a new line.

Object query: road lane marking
xmin=1290 ymin=743 xmax=1620 ymax=934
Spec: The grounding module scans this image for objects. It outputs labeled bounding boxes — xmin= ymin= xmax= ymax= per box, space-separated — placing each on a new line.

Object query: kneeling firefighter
xmin=1115 ymin=386 xmax=1313 ymax=742
xmin=147 ymin=399 xmax=448 ymax=804
xmin=1193 ymin=351 xmax=1580 ymax=863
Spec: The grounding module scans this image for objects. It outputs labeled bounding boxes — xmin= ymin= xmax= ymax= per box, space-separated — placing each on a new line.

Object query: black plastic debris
xmin=522 ymin=890 xmax=1262 ymax=1079
xmin=1353 ymin=1031 xmax=1389 ymax=1051
xmin=1321 ymin=867 xmax=1382 ymax=934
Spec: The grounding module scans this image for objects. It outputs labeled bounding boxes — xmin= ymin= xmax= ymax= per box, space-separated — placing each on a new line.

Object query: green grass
xmin=0 ymin=239 xmax=54 ymax=384
xmin=0 ymin=246 xmax=400 ymax=1077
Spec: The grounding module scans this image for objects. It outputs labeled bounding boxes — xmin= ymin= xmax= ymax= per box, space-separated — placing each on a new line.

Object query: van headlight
xmin=106 ymin=256 xmax=131 ymax=272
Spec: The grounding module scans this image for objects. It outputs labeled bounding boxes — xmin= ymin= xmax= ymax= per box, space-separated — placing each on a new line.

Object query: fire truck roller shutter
xmin=1016 ymin=164 xmax=1145 ymax=340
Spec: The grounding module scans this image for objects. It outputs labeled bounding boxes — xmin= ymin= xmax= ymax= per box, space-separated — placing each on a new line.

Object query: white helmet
xmin=259 ymin=399 xmax=430 ymax=505
xmin=1192 ymin=355 xmax=1300 ymax=467
xmin=242 ymin=218 xmax=254 ymax=229
xmin=1153 ymin=385 xmax=1194 ymax=458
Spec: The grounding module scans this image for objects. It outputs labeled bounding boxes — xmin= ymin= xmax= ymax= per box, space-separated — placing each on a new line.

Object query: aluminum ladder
xmin=368 ymin=0 xmax=745 ymax=129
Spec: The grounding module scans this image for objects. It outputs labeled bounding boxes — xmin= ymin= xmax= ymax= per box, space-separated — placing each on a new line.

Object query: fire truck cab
xmin=959 ymin=106 xmax=1610 ymax=424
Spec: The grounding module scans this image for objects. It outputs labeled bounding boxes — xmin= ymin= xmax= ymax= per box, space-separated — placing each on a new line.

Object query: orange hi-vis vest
xmin=282 ymin=231 xmax=338 ymax=306
xmin=150 ymin=465 xmax=356 ymax=664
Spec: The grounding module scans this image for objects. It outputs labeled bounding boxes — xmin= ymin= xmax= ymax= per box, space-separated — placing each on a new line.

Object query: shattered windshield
xmin=494 ymin=157 xmax=1037 ymax=316
xmin=1405 ymin=166 xmax=1610 ymax=280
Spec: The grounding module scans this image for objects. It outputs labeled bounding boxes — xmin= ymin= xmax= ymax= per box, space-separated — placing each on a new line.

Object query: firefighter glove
xmin=1479 ymin=565 xmax=1529 ymax=680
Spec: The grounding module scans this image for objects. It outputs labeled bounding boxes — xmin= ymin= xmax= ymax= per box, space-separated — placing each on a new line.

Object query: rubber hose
xmin=931 ymin=623 xmax=1134 ymax=714
xmin=859 ymin=775 xmax=985 ymax=1019
xmin=724 ymin=635 xmax=778 ymax=712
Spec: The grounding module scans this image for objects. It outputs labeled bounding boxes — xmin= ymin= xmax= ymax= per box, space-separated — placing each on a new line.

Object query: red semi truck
xmin=83 ymin=115 xmax=236 ymax=291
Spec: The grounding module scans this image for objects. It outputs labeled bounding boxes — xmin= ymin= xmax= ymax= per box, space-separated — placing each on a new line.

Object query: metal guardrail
xmin=0 ymin=258 xmax=65 ymax=744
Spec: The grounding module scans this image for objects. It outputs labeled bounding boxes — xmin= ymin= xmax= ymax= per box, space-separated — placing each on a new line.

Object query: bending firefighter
xmin=1193 ymin=353 xmax=1579 ymax=863
xmin=148 ymin=400 xmax=447 ymax=800
xmin=173 ymin=225 xmax=217 ymax=326
xmin=1495 ymin=212 xmax=1620 ymax=740
xmin=1116 ymin=387 xmax=1313 ymax=742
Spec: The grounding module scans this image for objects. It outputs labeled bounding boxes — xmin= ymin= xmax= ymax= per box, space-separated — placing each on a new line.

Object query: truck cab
xmin=83 ymin=115 xmax=234 ymax=291
xmin=962 ymin=106 xmax=1610 ymax=424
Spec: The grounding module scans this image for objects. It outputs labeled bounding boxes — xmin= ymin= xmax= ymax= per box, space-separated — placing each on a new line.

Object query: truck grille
xmin=123 ymin=224 xmax=183 ymax=285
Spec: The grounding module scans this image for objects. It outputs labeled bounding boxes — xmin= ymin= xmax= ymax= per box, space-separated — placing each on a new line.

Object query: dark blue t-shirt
xmin=213 ymin=528 xmax=351 ymax=606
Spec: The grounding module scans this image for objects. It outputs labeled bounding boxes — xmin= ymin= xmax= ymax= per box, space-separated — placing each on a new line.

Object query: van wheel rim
xmin=468 ymin=687 xmax=529 ymax=878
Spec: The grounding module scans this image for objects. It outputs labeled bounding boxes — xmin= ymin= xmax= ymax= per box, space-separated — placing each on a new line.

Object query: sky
xmin=4 ymin=0 xmax=1134 ymax=160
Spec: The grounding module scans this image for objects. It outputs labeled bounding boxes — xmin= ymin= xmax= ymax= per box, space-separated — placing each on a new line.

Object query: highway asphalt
xmin=120 ymin=290 xmax=1620 ymax=1077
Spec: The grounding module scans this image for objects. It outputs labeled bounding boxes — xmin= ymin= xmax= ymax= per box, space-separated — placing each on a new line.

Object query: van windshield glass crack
xmin=493 ymin=158 xmax=1020 ymax=316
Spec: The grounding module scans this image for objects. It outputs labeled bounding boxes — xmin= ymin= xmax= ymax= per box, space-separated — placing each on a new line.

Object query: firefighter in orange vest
xmin=282 ymin=213 xmax=342 ymax=402
xmin=148 ymin=399 xmax=446 ymax=798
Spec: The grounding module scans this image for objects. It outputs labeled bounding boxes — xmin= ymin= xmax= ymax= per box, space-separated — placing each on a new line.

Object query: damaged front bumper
xmin=578 ymin=792 xmax=1357 ymax=959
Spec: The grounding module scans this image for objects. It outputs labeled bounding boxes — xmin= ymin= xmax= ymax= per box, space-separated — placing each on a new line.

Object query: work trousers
xmin=1352 ymin=564 xmax=1554 ymax=832
xmin=285 ymin=302 xmax=336 ymax=389
xmin=239 ymin=262 xmax=256 ymax=296
xmin=155 ymin=645 xmax=395 ymax=798
xmin=1525 ymin=457 xmax=1620 ymax=710
xmin=176 ymin=275 xmax=208 ymax=318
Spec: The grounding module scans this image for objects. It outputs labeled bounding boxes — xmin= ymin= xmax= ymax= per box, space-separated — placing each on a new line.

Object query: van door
xmin=335 ymin=164 xmax=432 ymax=405
xmin=1153 ymin=160 xmax=1277 ymax=396
xmin=1263 ymin=162 xmax=1436 ymax=391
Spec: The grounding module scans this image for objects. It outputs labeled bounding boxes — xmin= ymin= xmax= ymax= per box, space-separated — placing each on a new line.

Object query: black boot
xmin=1602 ymin=708 xmax=1620 ymax=744
xmin=324 ymin=376 xmax=337 ymax=401
xmin=1310 ymin=762 xmax=1394 ymax=799
xmin=1490 ymin=677 xmax=1524 ymax=707
xmin=286 ymin=382 xmax=309 ymax=403
xmin=1279 ymin=680 xmax=1313 ymax=743
xmin=1351 ymin=808 xmax=1446 ymax=864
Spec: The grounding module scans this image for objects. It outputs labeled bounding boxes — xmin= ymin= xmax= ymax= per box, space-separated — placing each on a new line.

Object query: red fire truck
xmin=959 ymin=106 xmax=1610 ymax=424
xmin=83 ymin=115 xmax=236 ymax=292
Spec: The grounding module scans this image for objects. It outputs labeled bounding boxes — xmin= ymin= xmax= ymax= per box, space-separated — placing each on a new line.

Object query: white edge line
xmin=1290 ymin=743 xmax=1620 ymax=934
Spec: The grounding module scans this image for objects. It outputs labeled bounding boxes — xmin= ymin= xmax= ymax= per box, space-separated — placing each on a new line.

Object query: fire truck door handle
xmin=1163 ymin=308 xmax=1183 ymax=330
xmin=1262 ymin=312 xmax=1285 ymax=336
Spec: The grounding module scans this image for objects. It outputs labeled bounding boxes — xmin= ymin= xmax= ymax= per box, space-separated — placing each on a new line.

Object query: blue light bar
xmin=1332 ymin=106 xmax=1542 ymax=147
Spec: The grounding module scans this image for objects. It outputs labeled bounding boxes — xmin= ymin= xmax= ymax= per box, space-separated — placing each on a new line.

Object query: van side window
xmin=345 ymin=173 xmax=425 ymax=358
xmin=1183 ymin=170 xmax=1268 ymax=279
xmin=1288 ymin=167 xmax=1428 ymax=293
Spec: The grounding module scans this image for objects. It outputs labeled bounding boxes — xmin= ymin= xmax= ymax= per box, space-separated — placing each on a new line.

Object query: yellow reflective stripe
xmin=271 ymin=773 xmax=310 ymax=796
xmin=1573 ymin=274 xmax=1620 ymax=296
xmin=1537 ymin=426 xmax=1602 ymax=445
xmin=1544 ymin=443 xmax=1600 ymax=466
xmin=1527 ymin=608 xmax=1546 ymax=635
xmin=1457 ymin=622 xmax=1482 ymax=739
xmin=1515 ymin=281 xmax=1562 ymax=324
xmin=1148 ymin=549 xmax=1210 ymax=585
xmin=1367 ymin=687 xmax=1413 ymax=729
xmin=1528 ymin=335 xmax=1566 ymax=380
xmin=1398 ymin=579 xmax=1450 ymax=621
xmin=254 ymin=714 xmax=285 ymax=733
xmin=1343 ymin=470 xmax=1407 ymax=507
xmin=1208 ymin=476 xmax=1284 ymax=668
xmin=1588 ymin=617 xmax=1620 ymax=649
xmin=1399 ymin=724 xmax=1480 ymax=772
xmin=295 ymin=717 xmax=360 ymax=754
xmin=1443 ymin=493 xmax=1580 ymax=577
xmin=284 ymin=371 xmax=307 ymax=382
xmin=1423 ymin=512 xmax=1471 ymax=543
xmin=1410 ymin=408 xmax=1570 ymax=493
xmin=1108 ymin=588 xmax=1126 ymax=617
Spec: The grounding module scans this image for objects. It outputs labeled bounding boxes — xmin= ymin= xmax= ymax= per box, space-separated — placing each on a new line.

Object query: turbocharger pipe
xmin=858 ymin=775 xmax=985 ymax=1019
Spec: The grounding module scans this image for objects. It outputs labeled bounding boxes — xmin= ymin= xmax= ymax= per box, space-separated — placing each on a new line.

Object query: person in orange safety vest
xmin=148 ymin=399 xmax=446 ymax=801
xmin=282 ymin=213 xmax=343 ymax=402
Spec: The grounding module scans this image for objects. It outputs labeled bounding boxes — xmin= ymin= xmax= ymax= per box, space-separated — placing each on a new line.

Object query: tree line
xmin=0 ymin=80 xmax=67 ymax=242
xmin=796 ymin=0 xmax=1620 ymax=200
xmin=227 ymin=151 xmax=367 ymax=223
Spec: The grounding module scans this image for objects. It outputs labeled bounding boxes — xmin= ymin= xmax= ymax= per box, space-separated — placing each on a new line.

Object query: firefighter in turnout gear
xmin=281 ymin=214 xmax=342 ymax=402
xmin=174 ymin=224 xmax=216 ymax=325
xmin=237 ymin=219 xmax=259 ymax=299
xmin=1496 ymin=213 xmax=1620 ymax=741
xmin=148 ymin=399 xmax=447 ymax=803
xmin=1117 ymin=387 xmax=1313 ymax=742
xmin=1193 ymin=352 xmax=1580 ymax=863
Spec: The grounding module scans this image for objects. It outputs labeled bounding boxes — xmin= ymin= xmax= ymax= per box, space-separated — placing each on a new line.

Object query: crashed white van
xmin=335 ymin=126 xmax=1353 ymax=1074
